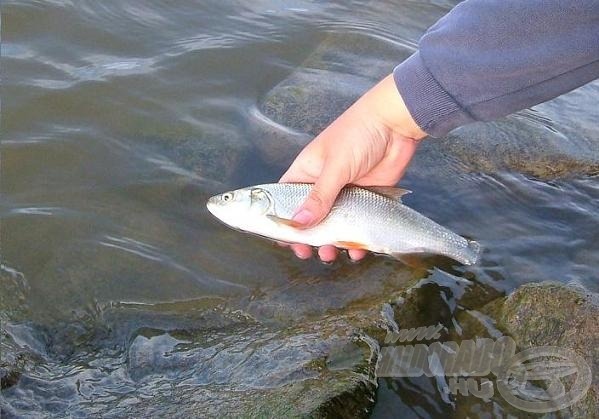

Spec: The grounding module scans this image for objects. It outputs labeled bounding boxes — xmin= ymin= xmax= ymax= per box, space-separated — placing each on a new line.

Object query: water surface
xmin=1 ymin=1 xmax=598 ymax=417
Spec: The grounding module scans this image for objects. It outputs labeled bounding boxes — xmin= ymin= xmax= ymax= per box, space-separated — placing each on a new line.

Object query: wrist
xmin=371 ymin=74 xmax=427 ymax=141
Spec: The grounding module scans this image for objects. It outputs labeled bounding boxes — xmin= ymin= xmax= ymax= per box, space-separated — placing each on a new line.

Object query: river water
xmin=1 ymin=1 xmax=598 ymax=417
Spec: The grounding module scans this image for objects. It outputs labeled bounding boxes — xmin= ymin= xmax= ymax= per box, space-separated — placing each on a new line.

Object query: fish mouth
xmin=206 ymin=196 xmax=219 ymax=216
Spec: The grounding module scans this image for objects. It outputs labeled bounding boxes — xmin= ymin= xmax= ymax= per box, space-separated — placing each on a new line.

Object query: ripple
xmin=3 ymin=0 xmax=599 ymax=416
xmin=97 ymin=235 xmax=247 ymax=291
xmin=248 ymin=105 xmax=311 ymax=137
xmin=10 ymin=207 xmax=65 ymax=216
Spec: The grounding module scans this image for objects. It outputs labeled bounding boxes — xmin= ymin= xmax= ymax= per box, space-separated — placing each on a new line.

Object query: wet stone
xmin=0 ymin=322 xmax=46 ymax=395
xmin=0 ymin=266 xmax=28 ymax=319
xmin=256 ymin=32 xmax=599 ymax=180
xmin=1 ymin=299 xmax=380 ymax=418
xmin=439 ymin=109 xmax=599 ymax=179
xmin=260 ymin=69 xmax=372 ymax=137
xmin=251 ymin=32 xmax=412 ymax=169
xmin=301 ymin=32 xmax=413 ymax=81
xmin=135 ymin=120 xmax=251 ymax=184
xmin=250 ymin=70 xmax=372 ymax=169
xmin=487 ymin=282 xmax=599 ymax=417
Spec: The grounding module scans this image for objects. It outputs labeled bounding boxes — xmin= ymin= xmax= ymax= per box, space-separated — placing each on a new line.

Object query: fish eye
xmin=222 ymin=192 xmax=233 ymax=202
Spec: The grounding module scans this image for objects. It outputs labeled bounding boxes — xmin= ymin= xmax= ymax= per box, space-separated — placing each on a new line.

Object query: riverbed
xmin=1 ymin=1 xmax=598 ymax=417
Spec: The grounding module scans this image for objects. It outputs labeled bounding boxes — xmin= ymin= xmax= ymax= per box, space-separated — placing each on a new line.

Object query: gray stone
xmin=251 ymin=31 xmax=412 ymax=169
xmin=488 ymin=282 xmax=599 ymax=417
xmin=255 ymin=31 xmax=599 ymax=179
xmin=135 ymin=119 xmax=251 ymax=183
xmin=438 ymin=109 xmax=599 ymax=179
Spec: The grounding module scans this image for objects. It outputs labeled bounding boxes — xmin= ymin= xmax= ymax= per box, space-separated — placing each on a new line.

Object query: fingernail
xmin=294 ymin=250 xmax=311 ymax=260
xmin=293 ymin=209 xmax=314 ymax=226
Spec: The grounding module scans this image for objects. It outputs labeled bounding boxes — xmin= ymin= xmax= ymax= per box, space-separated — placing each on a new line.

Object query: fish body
xmin=206 ymin=183 xmax=481 ymax=265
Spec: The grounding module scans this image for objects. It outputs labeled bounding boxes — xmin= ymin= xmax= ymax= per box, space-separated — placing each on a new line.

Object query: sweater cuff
xmin=393 ymin=52 xmax=476 ymax=138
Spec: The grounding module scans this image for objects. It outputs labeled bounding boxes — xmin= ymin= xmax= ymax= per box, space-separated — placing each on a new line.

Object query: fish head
xmin=207 ymin=186 xmax=273 ymax=230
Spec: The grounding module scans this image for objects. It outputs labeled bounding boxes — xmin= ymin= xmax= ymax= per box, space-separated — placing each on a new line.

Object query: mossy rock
xmin=1 ymin=322 xmax=46 ymax=394
xmin=251 ymin=32 xmax=412 ymax=168
xmin=301 ymin=31 xmax=412 ymax=81
xmin=1 ymin=298 xmax=380 ymax=417
xmin=134 ymin=119 xmax=251 ymax=183
xmin=259 ymin=69 xmax=372 ymax=137
xmin=439 ymin=111 xmax=599 ymax=179
xmin=487 ymin=282 xmax=599 ymax=417
xmin=0 ymin=267 xmax=28 ymax=320
xmin=256 ymin=30 xmax=599 ymax=180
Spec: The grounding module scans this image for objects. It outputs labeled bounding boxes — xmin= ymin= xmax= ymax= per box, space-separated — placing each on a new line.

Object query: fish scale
xmin=207 ymin=183 xmax=481 ymax=265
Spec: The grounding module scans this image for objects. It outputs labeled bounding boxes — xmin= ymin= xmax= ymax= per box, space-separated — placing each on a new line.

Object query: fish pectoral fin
xmin=266 ymin=214 xmax=303 ymax=228
xmin=335 ymin=241 xmax=369 ymax=250
xmin=362 ymin=186 xmax=412 ymax=201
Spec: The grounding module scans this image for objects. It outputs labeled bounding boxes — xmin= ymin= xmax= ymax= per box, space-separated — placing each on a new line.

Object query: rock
xmin=123 ymin=319 xmax=377 ymax=418
xmin=488 ymin=282 xmax=599 ymax=417
xmin=251 ymin=32 xmax=413 ymax=169
xmin=376 ymin=273 xmax=599 ymax=417
xmin=0 ymin=266 xmax=28 ymax=319
xmin=0 ymin=322 xmax=46 ymax=393
xmin=0 ymin=267 xmax=38 ymax=393
xmin=246 ymin=105 xmax=311 ymax=169
xmin=255 ymin=30 xmax=599 ymax=180
xmin=135 ymin=119 xmax=251 ymax=184
xmin=438 ymin=109 xmax=599 ymax=179
xmin=260 ymin=69 xmax=372 ymax=137
xmin=250 ymin=68 xmax=372 ymax=168
xmin=1 ymin=295 xmax=381 ymax=418
xmin=300 ymin=32 xmax=413 ymax=81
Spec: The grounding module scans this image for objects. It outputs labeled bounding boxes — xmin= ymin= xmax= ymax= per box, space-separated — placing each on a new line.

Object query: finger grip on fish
xmin=207 ymin=183 xmax=481 ymax=265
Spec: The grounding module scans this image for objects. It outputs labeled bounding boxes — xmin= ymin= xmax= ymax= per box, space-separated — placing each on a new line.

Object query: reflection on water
xmin=1 ymin=0 xmax=598 ymax=416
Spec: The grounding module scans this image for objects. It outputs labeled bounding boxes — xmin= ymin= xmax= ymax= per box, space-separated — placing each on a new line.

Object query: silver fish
xmin=206 ymin=183 xmax=481 ymax=265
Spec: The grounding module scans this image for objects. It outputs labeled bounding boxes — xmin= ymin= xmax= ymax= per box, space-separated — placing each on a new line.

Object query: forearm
xmin=394 ymin=0 xmax=599 ymax=137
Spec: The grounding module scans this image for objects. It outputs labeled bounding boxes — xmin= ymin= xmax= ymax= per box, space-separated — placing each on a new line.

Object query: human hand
xmin=279 ymin=74 xmax=427 ymax=262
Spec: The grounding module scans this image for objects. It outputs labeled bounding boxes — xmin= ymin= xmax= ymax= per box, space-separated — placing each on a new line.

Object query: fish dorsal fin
xmin=363 ymin=186 xmax=412 ymax=201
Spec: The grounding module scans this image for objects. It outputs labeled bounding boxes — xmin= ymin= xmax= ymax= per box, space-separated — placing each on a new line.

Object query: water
xmin=1 ymin=1 xmax=598 ymax=417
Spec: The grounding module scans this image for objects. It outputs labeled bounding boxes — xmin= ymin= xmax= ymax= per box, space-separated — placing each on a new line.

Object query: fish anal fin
xmin=335 ymin=241 xmax=369 ymax=250
xmin=391 ymin=252 xmax=428 ymax=269
xmin=362 ymin=186 xmax=411 ymax=201
xmin=267 ymin=214 xmax=302 ymax=228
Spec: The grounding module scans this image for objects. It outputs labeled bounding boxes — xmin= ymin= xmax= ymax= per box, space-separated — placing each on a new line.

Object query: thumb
xmin=292 ymin=160 xmax=348 ymax=228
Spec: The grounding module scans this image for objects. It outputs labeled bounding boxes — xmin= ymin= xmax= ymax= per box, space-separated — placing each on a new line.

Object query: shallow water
xmin=1 ymin=0 xmax=598 ymax=417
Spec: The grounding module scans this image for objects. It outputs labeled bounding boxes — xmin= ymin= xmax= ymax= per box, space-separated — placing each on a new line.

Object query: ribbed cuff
xmin=393 ymin=52 xmax=476 ymax=138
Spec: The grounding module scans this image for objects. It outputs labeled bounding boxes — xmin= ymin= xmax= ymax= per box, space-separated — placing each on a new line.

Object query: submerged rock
xmin=486 ymin=282 xmax=599 ymax=417
xmin=251 ymin=32 xmax=412 ymax=168
xmin=263 ymin=31 xmax=413 ymax=134
xmin=439 ymin=107 xmax=599 ymax=179
xmin=0 ymin=266 xmax=28 ymax=320
xmin=254 ymin=28 xmax=599 ymax=180
xmin=0 ymin=267 xmax=38 ymax=394
xmin=134 ymin=119 xmax=251 ymax=184
xmin=123 ymin=318 xmax=378 ymax=418
xmin=0 ymin=299 xmax=380 ymax=418
xmin=0 ymin=322 xmax=46 ymax=397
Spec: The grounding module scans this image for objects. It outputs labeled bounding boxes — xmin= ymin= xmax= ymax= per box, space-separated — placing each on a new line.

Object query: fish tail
xmin=461 ymin=239 xmax=482 ymax=265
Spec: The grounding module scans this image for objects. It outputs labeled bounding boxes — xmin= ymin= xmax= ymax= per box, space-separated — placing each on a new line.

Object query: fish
xmin=206 ymin=183 xmax=481 ymax=265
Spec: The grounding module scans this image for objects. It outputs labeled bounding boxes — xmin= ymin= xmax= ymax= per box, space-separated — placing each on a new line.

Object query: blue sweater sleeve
xmin=393 ymin=0 xmax=599 ymax=138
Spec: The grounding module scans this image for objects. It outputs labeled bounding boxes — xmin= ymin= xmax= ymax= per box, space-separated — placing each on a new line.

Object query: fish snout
xmin=206 ymin=195 xmax=221 ymax=215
